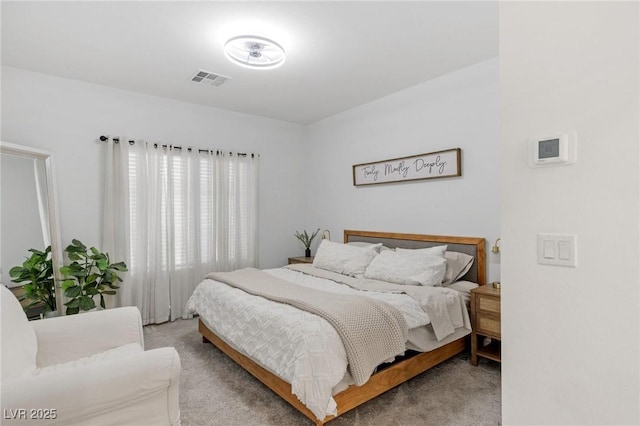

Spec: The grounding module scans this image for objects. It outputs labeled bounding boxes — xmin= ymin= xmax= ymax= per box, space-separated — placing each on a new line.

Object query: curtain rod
xmin=99 ymin=135 xmax=256 ymax=158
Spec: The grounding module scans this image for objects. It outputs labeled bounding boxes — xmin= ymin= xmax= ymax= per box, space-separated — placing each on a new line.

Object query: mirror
xmin=1 ymin=141 xmax=63 ymax=316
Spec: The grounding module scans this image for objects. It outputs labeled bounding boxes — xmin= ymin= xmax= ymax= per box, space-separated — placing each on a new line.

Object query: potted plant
xmin=294 ymin=228 xmax=320 ymax=257
xmin=60 ymin=239 xmax=127 ymax=314
xmin=9 ymin=245 xmax=57 ymax=316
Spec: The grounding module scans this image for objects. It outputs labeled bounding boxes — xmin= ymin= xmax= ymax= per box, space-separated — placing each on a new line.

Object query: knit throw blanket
xmin=205 ymin=267 xmax=408 ymax=385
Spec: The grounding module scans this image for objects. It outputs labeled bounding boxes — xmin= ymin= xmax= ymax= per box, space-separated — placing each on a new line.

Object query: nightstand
xmin=470 ymin=284 xmax=501 ymax=365
xmin=288 ymin=256 xmax=314 ymax=265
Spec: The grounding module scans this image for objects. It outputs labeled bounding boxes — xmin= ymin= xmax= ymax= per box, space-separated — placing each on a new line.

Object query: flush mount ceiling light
xmin=224 ymin=35 xmax=286 ymax=70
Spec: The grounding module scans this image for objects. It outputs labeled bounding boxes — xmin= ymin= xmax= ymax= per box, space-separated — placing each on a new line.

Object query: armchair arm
xmin=31 ymin=307 xmax=144 ymax=366
xmin=1 ymin=347 xmax=181 ymax=426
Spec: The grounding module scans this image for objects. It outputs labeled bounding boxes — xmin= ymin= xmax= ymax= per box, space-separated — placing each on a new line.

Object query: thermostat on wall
xmin=529 ymin=133 xmax=576 ymax=167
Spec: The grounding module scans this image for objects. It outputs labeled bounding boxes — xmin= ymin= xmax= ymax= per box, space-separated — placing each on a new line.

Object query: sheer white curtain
xmin=103 ymin=137 xmax=259 ymax=324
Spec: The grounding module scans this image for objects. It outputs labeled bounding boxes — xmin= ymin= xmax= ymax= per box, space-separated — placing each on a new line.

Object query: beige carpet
xmin=144 ymin=318 xmax=501 ymax=426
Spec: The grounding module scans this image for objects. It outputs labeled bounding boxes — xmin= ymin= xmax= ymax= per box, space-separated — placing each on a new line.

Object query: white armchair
xmin=0 ymin=285 xmax=181 ymax=425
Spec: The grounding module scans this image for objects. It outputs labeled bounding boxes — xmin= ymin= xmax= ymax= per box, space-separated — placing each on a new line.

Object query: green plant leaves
xmin=64 ymin=285 xmax=82 ymax=298
xmin=66 ymin=306 xmax=80 ymax=315
xmin=61 ymin=279 xmax=75 ymax=290
xmin=65 ymin=298 xmax=80 ymax=308
xmin=67 ymin=252 xmax=82 ymax=261
xmin=79 ymin=296 xmax=95 ymax=311
xmin=60 ymin=239 xmax=127 ymax=315
xmin=111 ymin=262 xmax=127 ymax=271
xmin=71 ymin=239 xmax=87 ymax=250
xmin=294 ymin=228 xmax=321 ymax=248
xmin=9 ymin=266 xmax=26 ymax=280
xmin=96 ymin=259 xmax=108 ymax=271
xmin=9 ymin=245 xmax=56 ymax=312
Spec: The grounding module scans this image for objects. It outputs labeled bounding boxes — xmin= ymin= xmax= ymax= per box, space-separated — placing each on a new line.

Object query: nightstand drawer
xmin=477 ymin=316 xmax=501 ymax=336
xmin=477 ymin=294 xmax=500 ymax=314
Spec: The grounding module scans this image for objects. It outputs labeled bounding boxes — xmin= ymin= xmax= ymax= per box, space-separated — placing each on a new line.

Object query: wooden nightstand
xmin=470 ymin=284 xmax=501 ymax=365
xmin=288 ymin=256 xmax=314 ymax=265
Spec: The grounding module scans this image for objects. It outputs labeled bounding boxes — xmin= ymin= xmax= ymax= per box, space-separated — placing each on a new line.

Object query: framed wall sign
xmin=352 ymin=148 xmax=461 ymax=186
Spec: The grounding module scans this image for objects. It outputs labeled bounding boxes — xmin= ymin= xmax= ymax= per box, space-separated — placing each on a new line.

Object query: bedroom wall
xmin=305 ymin=58 xmax=501 ymax=283
xmin=500 ymin=2 xmax=639 ymax=425
xmin=1 ymin=66 xmax=308 ymax=271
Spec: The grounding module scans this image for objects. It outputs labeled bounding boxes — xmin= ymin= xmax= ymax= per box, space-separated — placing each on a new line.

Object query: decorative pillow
xmin=347 ymin=242 xmax=385 ymax=252
xmin=442 ymin=251 xmax=475 ymax=285
xmin=313 ymin=240 xmax=379 ymax=277
xmin=395 ymin=245 xmax=447 ymax=258
xmin=364 ymin=250 xmax=446 ymax=286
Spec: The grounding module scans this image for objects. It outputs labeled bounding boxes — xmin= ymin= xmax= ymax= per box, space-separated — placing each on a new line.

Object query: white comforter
xmin=186 ymin=265 xmax=469 ymax=420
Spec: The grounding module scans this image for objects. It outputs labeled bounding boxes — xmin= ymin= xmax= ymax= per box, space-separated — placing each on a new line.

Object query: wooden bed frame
xmin=199 ymin=230 xmax=486 ymax=425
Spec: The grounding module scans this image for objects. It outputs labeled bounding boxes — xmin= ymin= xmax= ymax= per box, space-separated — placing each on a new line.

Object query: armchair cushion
xmin=1 ymin=285 xmax=37 ymax=380
xmin=31 ymin=306 xmax=144 ymax=367
xmin=34 ymin=343 xmax=142 ymax=375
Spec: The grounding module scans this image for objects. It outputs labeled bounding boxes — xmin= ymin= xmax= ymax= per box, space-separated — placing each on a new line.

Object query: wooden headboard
xmin=344 ymin=229 xmax=486 ymax=285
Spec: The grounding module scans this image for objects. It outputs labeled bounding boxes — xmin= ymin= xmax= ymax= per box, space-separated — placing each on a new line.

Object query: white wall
xmin=500 ymin=2 xmax=639 ymax=425
xmin=2 ymin=60 xmax=501 ymax=276
xmin=1 ymin=66 xmax=308 ymax=269
xmin=305 ymin=58 xmax=501 ymax=282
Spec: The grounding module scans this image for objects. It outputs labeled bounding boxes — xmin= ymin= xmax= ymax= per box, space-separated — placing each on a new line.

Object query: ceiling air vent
xmin=190 ymin=70 xmax=230 ymax=87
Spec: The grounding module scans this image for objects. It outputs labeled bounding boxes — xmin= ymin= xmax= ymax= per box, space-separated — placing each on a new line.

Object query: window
xmin=104 ymin=137 xmax=259 ymax=323
xmin=126 ymin=147 xmax=258 ymax=273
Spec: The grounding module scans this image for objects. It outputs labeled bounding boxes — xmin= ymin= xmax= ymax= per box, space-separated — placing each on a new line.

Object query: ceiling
xmin=1 ymin=1 xmax=498 ymax=125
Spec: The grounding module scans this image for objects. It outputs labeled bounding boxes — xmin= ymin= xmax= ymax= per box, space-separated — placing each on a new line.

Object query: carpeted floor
xmin=144 ymin=318 xmax=501 ymax=426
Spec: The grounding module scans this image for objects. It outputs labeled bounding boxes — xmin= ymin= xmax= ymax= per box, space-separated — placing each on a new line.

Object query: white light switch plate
xmin=537 ymin=234 xmax=577 ymax=267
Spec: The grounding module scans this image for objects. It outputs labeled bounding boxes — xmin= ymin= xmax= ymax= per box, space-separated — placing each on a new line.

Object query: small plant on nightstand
xmin=294 ymin=228 xmax=320 ymax=257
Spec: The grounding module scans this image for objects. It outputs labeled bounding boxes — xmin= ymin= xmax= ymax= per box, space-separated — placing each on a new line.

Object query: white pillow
xmin=347 ymin=242 xmax=385 ymax=252
xmin=313 ymin=240 xmax=379 ymax=277
xmin=395 ymin=245 xmax=447 ymax=258
xmin=442 ymin=251 xmax=475 ymax=285
xmin=364 ymin=250 xmax=446 ymax=286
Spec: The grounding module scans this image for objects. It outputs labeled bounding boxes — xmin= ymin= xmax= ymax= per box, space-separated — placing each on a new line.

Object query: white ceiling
xmin=1 ymin=1 xmax=498 ymax=125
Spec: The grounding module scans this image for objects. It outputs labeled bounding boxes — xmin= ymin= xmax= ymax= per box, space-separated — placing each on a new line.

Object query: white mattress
xmin=186 ymin=266 xmax=472 ymax=420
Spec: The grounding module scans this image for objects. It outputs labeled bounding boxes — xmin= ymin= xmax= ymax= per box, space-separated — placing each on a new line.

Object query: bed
xmin=187 ymin=230 xmax=486 ymax=425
